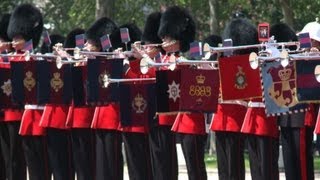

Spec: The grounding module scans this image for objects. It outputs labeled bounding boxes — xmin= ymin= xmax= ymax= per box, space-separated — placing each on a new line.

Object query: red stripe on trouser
xmin=300 ymin=127 xmax=307 ymax=180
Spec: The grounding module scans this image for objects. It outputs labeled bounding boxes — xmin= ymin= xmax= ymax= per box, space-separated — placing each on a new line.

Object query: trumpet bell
xmin=315 ymin=65 xmax=320 ymax=82
xmin=203 ymin=43 xmax=211 ymax=53
xmin=56 ymin=57 xmax=63 ymax=69
xmin=280 ymin=49 xmax=289 ymax=67
xmin=140 ymin=57 xmax=149 ymax=74
xmin=249 ymin=52 xmax=259 ymax=69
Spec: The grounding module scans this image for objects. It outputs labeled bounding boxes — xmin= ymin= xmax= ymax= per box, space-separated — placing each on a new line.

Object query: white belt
xmin=24 ymin=105 xmax=45 ymax=110
xmin=218 ymin=99 xmax=248 ymax=107
xmin=248 ymin=102 xmax=265 ymax=108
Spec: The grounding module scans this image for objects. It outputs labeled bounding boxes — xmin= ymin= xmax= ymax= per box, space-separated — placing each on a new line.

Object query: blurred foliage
xmin=1 ymin=0 xmax=320 ymax=40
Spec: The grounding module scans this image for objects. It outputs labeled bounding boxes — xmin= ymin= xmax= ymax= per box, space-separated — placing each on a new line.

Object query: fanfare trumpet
xmin=202 ymin=41 xmax=300 ymax=55
xmin=139 ymin=55 xmax=217 ymax=74
xmin=100 ymin=73 xmax=155 ymax=88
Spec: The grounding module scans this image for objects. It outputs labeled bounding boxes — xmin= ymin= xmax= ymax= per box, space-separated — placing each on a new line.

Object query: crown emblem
xmin=23 ymin=71 xmax=36 ymax=91
xmin=196 ymin=74 xmax=205 ymax=84
xmin=50 ymin=72 xmax=64 ymax=92
xmin=278 ymin=68 xmax=292 ymax=81
xmin=132 ymin=93 xmax=147 ymax=113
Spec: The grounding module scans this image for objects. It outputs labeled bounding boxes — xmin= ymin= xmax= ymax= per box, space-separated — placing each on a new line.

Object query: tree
xmin=95 ymin=0 xmax=115 ymax=19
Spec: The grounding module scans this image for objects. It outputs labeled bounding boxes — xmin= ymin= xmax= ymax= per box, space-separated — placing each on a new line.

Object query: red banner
xmin=219 ymin=54 xmax=262 ymax=100
xmin=179 ymin=69 xmax=219 ymax=112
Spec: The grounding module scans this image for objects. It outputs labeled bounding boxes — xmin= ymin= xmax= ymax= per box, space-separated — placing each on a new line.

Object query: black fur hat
xmin=7 ymin=4 xmax=43 ymax=47
xmin=64 ymin=28 xmax=85 ymax=48
xmin=40 ymin=34 xmax=65 ymax=54
xmin=158 ymin=6 xmax=196 ymax=52
xmin=270 ymin=23 xmax=297 ymax=42
xmin=110 ymin=23 xmax=142 ymax=51
xmin=223 ymin=18 xmax=258 ymax=54
xmin=0 ymin=13 xmax=11 ymax=41
xmin=85 ymin=17 xmax=117 ymax=49
xmin=142 ymin=11 xmax=162 ymax=44
xmin=203 ymin=34 xmax=222 ymax=47
xmin=64 ymin=28 xmax=85 ymax=55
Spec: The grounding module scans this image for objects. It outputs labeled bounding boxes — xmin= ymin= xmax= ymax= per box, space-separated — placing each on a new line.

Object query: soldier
xmin=210 ymin=17 xmax=257 ymax=180
xmin=86 ymin=17 xmax=123 ymax=180
xmin=0 ymin=9 xmax=28 ymax=180
xmin=240 ymin=22 xmax=279 ymax=180
xmin=112 ymin=23 xmax=154 ymax=180
xmin=7 ymin=4 xmax=51 ymax=180
xmin=141 ymin=11 xmax=178 ymax=180
xmin=158 ymin=6 xmax=207 ymax=180
xmin=0 ymin=13 xmax=12 ymax=180
xmin=62 ymin=27 xmax=96 ymax=180
xmin=272 ymin=22 xmax=317 ymax=180
xmin=40 ymin=33 xmax=74 ymax=180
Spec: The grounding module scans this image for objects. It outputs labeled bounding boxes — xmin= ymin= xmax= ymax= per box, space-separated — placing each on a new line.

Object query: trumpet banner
xmin=261 ymin=61 xmax=307 ymax=116
xmin=37 ymin=61 xmax=73 ymax=104
xmin=11 ymin=61 xmax=38 ymax=105
xmin=219 ymin=54 xmax=262 ymax=100
xmin=0 ymin=67 xmax=16 ymax=108
xmin=87 ymin=58 xmax=123 ymax=105
xmin=156 ymin=68 xmax=219 ymax=113
xmin=156 ymin=70 xmax=181 ymax=113
xmin=295 ymin=59 xmax=320 ymax=102
xmin=179 ymin=68 xmax=219 ymax=113
xmin=119 ymin=83 xmax=156 ymax=127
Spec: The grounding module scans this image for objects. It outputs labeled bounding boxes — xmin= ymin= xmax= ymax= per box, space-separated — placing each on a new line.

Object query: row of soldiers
xmin=0 ymin=2 xmax=320 ymax=180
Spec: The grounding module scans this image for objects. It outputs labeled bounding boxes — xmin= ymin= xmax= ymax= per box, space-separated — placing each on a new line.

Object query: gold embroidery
xmin=132 ymin=93 xmax=147 ymax=113
xmin=23 ymin=71 xmax=36 ymax=91
xmin=50 ymin=72 xmax=64 ymax=92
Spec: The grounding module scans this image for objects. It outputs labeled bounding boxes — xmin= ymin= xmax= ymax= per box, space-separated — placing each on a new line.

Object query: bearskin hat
xmin=85 ymin=17 xmax=117 ymax=49
xmin=64 ymin=28 xmax=85 ymax=55
xmin=0 ymin=13 xmax=11 ymax=41
xmin=142 ymin=11 xmax=162 ymax=44
xmin=270 ymin=23 xmax=297 ymax=42
xmin=110 ymin=23 xmax=142 ymax=51
xmin=40 ymin=34 xmax=65 ymax=54
xmin=223 ymin=17 xmax=258 ymax=54
xmin=64 ymin=28 xmax=85 ymax=49
xmin=203 ymin=34 xmax=222 ymax=48
xmin=158 ymin=6 xmax=196 ymax=52
xmin=7 ymin=4 xmax=43 ymax=47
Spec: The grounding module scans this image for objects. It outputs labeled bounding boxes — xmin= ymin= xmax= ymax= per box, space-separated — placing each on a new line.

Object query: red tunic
xmin=241 ymin=101 xmax=279 ymax=138
xmin=91 ymin=103 xmax=121 ymax=130
xmin=305 ymin=104 xmax=316 ymax=127
xmin=171 ymin=112 xmax=206 ymax=135
xmin=314 ymin=107 xmax=320 ymax=134
xmin=210 ymin=102 xmax=247 ymax=132
xmin=20 ymin=108 xmax=46 ymax=136
xmin=40 ymin=104 xmax=69 ymax=129
xmin=66 ymin=105 xmax=95 ymax=128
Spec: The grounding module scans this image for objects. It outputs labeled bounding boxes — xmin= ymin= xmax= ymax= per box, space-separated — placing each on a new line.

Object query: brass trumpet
xmin=139 ymin=55 xmax=218 ymax=74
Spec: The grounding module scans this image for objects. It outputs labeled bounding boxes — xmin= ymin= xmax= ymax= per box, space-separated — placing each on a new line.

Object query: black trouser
xmin=215 ymin=131 xmax=245 ymax=180
xmin=95 ymin=129 xmax=123 ymax=180
xmin=246 ymin=135 xmax=279 ymax=180
xmin=71 ymin=128 xmax=95 ymax=180
xmin=47 ymin=128 xmax=74 ymax=180
xmin=122 ymin=132 xmax=152 ymax=180
xmin=0 ymin=121 xmax=26 ymax=180
xmin=281 ymin=126 xmax=314 ymax=180
xmin=148 ymin=126 xmax=178 ymax=180
xmin=0 ymin=123 xmax=6 ymax=180
xmin=177 ymin=133 xmax=207 ymax=180
xmin=22 ymin=136 xmax=50 ymax=180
